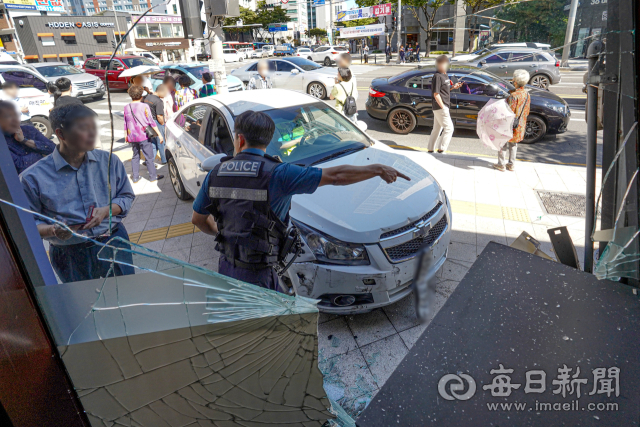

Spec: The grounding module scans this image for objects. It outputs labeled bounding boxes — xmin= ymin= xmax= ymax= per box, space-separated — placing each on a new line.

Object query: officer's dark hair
xmin=436 ymin=54 xmax=450 ymax=64
xmin=0 ymin=100 xmax=16 ymax=115
xmin=202 ymin=72 xmax=213 ymax=83
xmin=1 ymin=81 xmax=18 ymax=90
xmin=50 ymin=104 xmax=97 ymax=131
xmin=234 ymin=110 xmax=275 ymax=148
xmin=55 ymin=77 xmax=72 ymax=92
xmin=338 ymin=67 xmax=352 ymax=82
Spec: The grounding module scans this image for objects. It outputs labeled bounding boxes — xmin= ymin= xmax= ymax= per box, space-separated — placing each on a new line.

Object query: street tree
xmin=495 ymin=0 xmax=567 ymax=49
xmin=251 ymin=0 xmax=291 ymax=42
xmin=460 ymin=0 xmax=512 ymax=52
xmin=223 ymin=6 xmax=258 ymax=40
xmin=404 ymin=0 xmax=454 ymax=56
xmin=307 ymin=28 xmax=328 ymax=44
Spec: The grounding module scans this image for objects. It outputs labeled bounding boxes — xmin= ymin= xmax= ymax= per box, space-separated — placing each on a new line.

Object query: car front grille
xmin=380 ymin=202 xmax=443 ymax=240
xmin=383 ymin=215 xmax=448 ymax=262
xmin=75 ymin=81 xmax=97 ymax=89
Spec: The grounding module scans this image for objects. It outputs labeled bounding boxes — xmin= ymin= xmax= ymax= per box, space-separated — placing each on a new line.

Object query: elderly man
xmin=247 ymin=60 xmax=273 ymax=90
xmin=0 ymin=101 xmax=55 ymax=174
xmin=20 ymin=104 xmax=135 ymax=282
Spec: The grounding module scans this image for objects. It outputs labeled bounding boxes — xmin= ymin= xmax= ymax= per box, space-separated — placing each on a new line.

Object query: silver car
xmin=230 ymin=57 xmax=338 ymax=99
xmin=29 ymin=62 xmax=105 ymax=101
xmin=453 ymin=48 xmax=561 ymax=89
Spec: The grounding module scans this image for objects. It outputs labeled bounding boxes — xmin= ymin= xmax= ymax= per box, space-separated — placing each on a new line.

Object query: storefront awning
xmin=24 ymin=55 xmax=39 ymax=60
xmin=95 ymin=51 xmax=112 ymax=55
xmin=60 ymin=33 xmax=76 ymax=37
xmin=37 ymin=33 xmax=54 ymax=37
xmin=117 ymin=31 xmax=126 ymax=35
xmin=43 ymin=54 xmax=57 ymax=58
xmin=93 ymin=32 xmax=107 ymax=36
xmin=59 ymin=53 xmax=82 ymax=58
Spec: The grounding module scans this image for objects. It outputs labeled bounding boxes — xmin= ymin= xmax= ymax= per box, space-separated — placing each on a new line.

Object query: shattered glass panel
xmin=0 ymin=200 xmax=342 ymax=426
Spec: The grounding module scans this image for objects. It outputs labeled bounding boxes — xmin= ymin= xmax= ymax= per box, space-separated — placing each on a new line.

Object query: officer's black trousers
xmin=218 ymin=256 xmax=281 ymax=293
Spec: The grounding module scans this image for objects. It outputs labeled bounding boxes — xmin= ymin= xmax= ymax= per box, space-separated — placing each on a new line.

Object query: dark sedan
xmin=365 ymin=66 xmax=570 ymax=143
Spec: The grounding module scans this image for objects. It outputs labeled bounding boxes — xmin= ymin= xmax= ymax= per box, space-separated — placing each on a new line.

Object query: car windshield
xmin=281 ymin=57 xmax=321 ymax=71
xmin=246 ymin=102 xmax=370 ymax=166
xmin=184 ymin=66 xmax=209 ymax=79
xmin=35 ymin=65 xmax=83 ymax=77
xmin=121 ymin=57 xmax=156 ymax=68
xmin=472 ymin=48 xmax=489 ymax=55
xmin=462 ymin=69 xmax=515 ymax=92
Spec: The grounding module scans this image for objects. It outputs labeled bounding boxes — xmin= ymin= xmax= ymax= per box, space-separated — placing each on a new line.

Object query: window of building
xmin=161 ymin=23 xmax=173 ymax=38
xmin=62 ymin=34 xmax=77 ymax=45
xmin=148 ymin=24 xmax=161 ymax=38
xmin=172 ymin=4 xmax=177 ymax=14
xmin=94 ymin=33 xmax=108 ymax=44
xmin=173 ymin=24 xmax=183 ymax=38
xmin=136 ymin=24 xmax=149 ymax=38
xmin=1 ymin=35 xmax=13 ymax=45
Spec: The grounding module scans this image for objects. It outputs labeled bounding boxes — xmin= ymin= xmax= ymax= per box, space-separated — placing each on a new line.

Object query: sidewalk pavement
xmin=121 ymin=150 xmax=599 ymax=418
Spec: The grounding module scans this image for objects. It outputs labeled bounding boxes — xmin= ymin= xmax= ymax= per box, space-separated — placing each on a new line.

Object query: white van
xmin=0 ymin=65 xmax=53 ymax=137
xmin=261 ymin=45 xmax=275 ymax=57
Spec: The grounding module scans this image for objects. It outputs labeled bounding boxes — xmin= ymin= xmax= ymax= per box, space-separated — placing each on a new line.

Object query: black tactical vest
xmin=206 ymin=151 xmax=289 ymax=270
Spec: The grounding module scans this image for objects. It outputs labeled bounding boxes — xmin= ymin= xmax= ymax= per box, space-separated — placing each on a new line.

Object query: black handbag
xmin=128 ymin=105 xmax=157 ymax=140
xmin=512 ymin=93 xmax=530 ymax=131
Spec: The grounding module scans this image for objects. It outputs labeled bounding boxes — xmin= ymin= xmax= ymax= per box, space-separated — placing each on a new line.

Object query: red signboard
xmin=373 ymin=3 xmax=392 ymax=16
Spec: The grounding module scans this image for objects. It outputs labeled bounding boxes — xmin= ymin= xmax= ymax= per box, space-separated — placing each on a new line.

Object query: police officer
xmin=191 ymin=111 xmax=410 ymax=292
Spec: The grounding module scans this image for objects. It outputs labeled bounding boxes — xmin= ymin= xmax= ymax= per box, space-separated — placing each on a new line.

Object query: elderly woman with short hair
xmin=494 ymin=69 xmax=531 ymax=172
xmin=247 ymin=59 xmax=273 ymax=90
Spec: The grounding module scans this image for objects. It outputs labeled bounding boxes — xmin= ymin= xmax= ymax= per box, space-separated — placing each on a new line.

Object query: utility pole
xmin=203 ymin=0 xmax=229 ymax=95
xmin=396 ymin=0 xmax=401 ymax=63
xmin=560 ymin=0 xmax=579 ymax=67
xmin=113 ymin=8 xmax=124 ymax=55
xmin=451 ymin=0 xmax=457 ymax=58
xmin=328 ymin=0 xmax=333 ymax=45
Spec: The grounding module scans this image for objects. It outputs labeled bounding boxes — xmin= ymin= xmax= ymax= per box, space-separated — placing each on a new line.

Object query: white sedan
xmin=223 ymin=48 xmax=243 ymax=63
xmin=163 ymin=89 xmax=451 ymax=314
xmin=307 ymin=45 xmax=349 ymax=66
xmin=230 ymin=57 xmax=338 ymax=99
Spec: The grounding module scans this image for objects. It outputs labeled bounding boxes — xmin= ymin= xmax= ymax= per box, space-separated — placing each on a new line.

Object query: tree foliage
xmin=404 ymin=0 xmax=454 ymax=55
xmin=495 ymin=0 xmax=567 ymax=49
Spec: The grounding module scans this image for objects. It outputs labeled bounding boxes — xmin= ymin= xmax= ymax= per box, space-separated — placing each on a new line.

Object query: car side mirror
xmin=484 ymin=84 xmax=500 ymax=97
xmin=478 ymin=60 xmax=486 ymax=67
xmin=291 ymin=69 xmax=300 ymax=74
xmin=202 ymin=153 xmax=227 ymax=171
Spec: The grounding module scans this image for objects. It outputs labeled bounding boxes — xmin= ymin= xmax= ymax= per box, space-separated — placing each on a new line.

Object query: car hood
xmin=451 ymin=54 xmax=479 ymax=62
xmin=311 ymin=67 xmax=339 ymax=77
xmin=290 ymin=144 xmax=443 ymax=243
xmin=526 ymin=85 xmax=564 ymax=103
xmin=41 ymin=73 xmax=97 ymax=83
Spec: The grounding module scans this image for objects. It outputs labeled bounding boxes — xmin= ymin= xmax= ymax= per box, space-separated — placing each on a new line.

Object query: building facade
xmin=131 ymin=14 xmax=192 ymax=62
xmin=567 ymin=0 xmax=608 ymax=58
xmin=69 ymin=0 xmax=152 ymax=16
xmin=13 ymin=15 xmax=129 ymax=64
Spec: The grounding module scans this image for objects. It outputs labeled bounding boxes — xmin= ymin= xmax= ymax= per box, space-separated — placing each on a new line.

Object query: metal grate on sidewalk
xmin=536 ymin=191 xmax=586 ymax=217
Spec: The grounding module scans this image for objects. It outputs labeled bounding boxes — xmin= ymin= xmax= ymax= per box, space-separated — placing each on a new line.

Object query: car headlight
xmin=293 ymin=220 xmax=370 ymax=265
xmin=548 ymin=104 xmax=566 ymax=114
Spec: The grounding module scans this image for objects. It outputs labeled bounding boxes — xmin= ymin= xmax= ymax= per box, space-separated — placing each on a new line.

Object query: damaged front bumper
xmin=286 ymin=204 xmax=452 ymax=315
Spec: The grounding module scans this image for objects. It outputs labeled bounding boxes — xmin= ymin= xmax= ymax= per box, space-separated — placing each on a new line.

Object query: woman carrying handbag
xmin=124 ymin=85 xmax=164 ymax=183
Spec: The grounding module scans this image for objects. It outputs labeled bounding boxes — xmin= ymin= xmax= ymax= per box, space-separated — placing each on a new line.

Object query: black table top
xmin=357 ymin=242 xmax=640 ymax=426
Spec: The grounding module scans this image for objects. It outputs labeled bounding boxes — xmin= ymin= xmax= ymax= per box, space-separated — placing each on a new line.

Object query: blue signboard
xmin=313 ymin=0 xmax=325 ymax=4
xmin=268 ymin=23 xmax=288 ymax=32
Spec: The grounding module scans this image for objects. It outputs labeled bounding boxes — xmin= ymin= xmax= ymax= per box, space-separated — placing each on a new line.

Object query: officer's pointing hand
xmin=378 ymin=165 xmax=411 ymax=184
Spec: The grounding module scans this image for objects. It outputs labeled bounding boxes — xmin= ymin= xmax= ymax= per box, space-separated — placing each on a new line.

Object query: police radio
xmin=275 ymin=227 xmax=303 ymax=277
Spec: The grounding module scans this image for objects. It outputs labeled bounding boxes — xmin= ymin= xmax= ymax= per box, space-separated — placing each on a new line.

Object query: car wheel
xmin=387 ymin=108 xmax=417 ymax=134
xmin=307 ymin=82 xmax=326 ymax=99
xmin=30 ymin=116 xmax=53 ymax=139
xmin=324 ymin=57 xmax=331 ymax=66
xmin=522 ymin=115 xmax=547 ymax=144
xmin=530 ymin=74 xmax=551 ymax=89
xmin=168 ymin=158 xmax=191 ymax=201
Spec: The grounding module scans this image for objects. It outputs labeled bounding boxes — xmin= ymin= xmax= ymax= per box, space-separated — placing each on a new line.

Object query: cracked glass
xmin=0 ymin=201 xmax=348 ymax=426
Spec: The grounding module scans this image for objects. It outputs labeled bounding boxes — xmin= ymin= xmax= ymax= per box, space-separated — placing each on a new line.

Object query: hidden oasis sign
xmin=46 ymin=21 xmax=116 ymax=29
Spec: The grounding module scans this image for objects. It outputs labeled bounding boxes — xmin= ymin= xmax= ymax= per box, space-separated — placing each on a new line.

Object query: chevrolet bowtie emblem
xmin=414 ymin=222 xmax=431 ymax=238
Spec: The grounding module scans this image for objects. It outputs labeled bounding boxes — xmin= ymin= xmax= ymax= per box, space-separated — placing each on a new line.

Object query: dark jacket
xmin=5 ymin=125 xmax=56 ymax=174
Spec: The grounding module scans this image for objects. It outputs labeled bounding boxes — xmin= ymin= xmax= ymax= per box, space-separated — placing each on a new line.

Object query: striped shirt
xmin=199 ymin=83 xmax=216 ymax=98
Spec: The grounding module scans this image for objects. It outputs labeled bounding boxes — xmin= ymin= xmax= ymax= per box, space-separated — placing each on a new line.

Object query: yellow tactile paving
xmin=127 ymin=199 xmax=532 ymax=246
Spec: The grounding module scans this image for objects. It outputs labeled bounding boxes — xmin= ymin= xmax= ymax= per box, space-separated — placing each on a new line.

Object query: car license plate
xmin=84 ymin=89 xmax=96 ymax=94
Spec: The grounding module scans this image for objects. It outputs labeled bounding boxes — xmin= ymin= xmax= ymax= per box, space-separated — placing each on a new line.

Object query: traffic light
xmin=111 ymin=40 xmax=116 ymax=49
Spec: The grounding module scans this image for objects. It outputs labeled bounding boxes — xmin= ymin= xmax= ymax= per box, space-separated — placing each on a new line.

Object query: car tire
xmin=530 ymin=74 xmax=551 ymax=89
xmin=387 ymin=108 xmax=417 ymax=134
xmin=324 ymin=57 xmax=331 ymax=66
xmin=307 ymin=82 xmax=327 ymax=99
xmin=522 ymin=115 xmax=547 ymax=144
xmin=30 ymin=116 xmax=53 ymax=139
xmin=168 ymin=158 xmax=191 ymax=201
